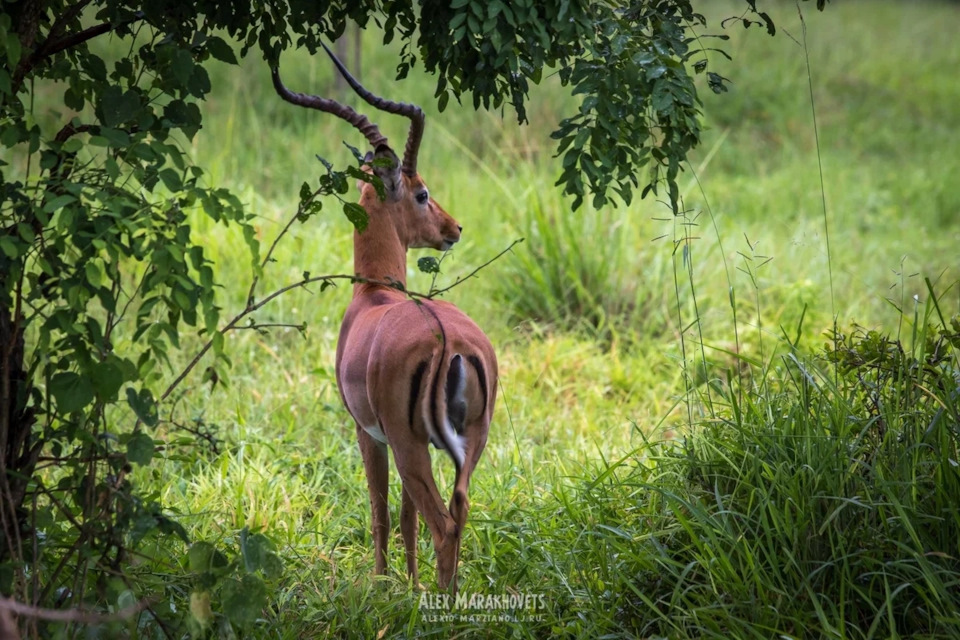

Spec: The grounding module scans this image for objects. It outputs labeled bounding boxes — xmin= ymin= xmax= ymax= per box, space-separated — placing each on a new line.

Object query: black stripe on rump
xmin=446 ymin=354 xmax=467 ymax=435
xmin=409 ymin=359 xmax=429 ymax=429
xmin=467 ymin=355 xmax=488 ymax=418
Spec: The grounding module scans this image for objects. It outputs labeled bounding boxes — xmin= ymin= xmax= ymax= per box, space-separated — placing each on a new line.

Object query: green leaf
xmin=188 ymin=541 xmax=215 ymax=572
xmin=241 ymin=530 xmax=281 ymax=576
xmin=261 ymin=552 xmax=283 ymax=580
xmin=188 ymin=541 xmax=229 ymax=575
xmin=42 ymin=194 xmax=76 ymax=213
xmin=84 ymin=261 xmax=102 ymax=288
xmin=242 ymin=225 xmax=261 ymax=270
xmin=126 ymin=387 xmax=159 ymax=426
xmin=205 ymin=36 xmax=238 ymax=64
xmin=343 ymin=202 xmax=369 ymax=233
xmin=61 ymin=138 xmax=83 ymax=153
xmin=169 ymin=47 xmax=195 ymax=86
xmin=163 ymin=99 xmax=201 ymax=129
xmin=49 ymin=372 xmax=95 ymax=414
xmin=126 ymin=431 xmax=155 ymax=466
xmin=86 ymin=55 xmax=107 ymax=82
xmin=158 ymin=168 xmax=182 ymax=192
xmin=3 ymin=29 xmax=22 ymax=67
xmin=449 ymin=12 xmax=468 ymax=30
xmin=203 ymin=303 xmax=219 ymax=333
xmin=188 ymin=64 xmax=211 ymax=98
xmin=99 ymin=86 xmax=140 ymax=127
xmin=0 ymin=120 xmax=25 ymax=147
xmin=651 ymin=82 xmax=673 ymax=113
xmin=117 ymin=589 xmax=137 ymax=611
xmin=222 ymin=575 xmax=267 ymax=626
xmin=98 ymin=127 xmax=130 ymax=147
xmin=0 ymin=235 xmax=19 ymax=259
xmin=417 ymin=256 xmax=440 ymax=274
xmin=151 ymin=507 xmax=190 ymax=546
xmin=92 ymin=358 xmax=125 ymax=399
xmin=211 ymin=331 xmax=224 ymax=356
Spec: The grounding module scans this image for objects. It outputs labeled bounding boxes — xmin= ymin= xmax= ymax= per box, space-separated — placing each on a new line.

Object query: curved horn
xmin=320 ymin=42 xmax=425 ymax=177
xmin=271 ymin=64 xmax=388 ymax=150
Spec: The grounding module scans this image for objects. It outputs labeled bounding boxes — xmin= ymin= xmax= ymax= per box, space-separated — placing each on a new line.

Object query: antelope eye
xmin=415 ymin=190 xmax=429 ymax=205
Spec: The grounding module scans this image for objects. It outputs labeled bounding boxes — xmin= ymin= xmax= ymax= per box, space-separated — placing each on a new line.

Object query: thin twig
xmin=247 ymin=190 xmax=322 ymax=306
xmin=36 ymin=532 xmax=88 ymax=605
xmin=168 ymin=419 xmax=219 ymax=454
xmin=233 ymin=322 xmax=307 ymax=332
xmin=426 ymin=238 xmax=524 ymax=298
xmin=122 ymin=572 xmax=176 ymax=640
xmin=31 ymin=481 xmax=83 ymax=530
xmin=34 ymin=452 xmax=123 ymax=470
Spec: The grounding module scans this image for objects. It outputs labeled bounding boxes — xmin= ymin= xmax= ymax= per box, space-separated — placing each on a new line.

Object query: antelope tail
xmin=423 ymin=352 xmax=468 ymax=471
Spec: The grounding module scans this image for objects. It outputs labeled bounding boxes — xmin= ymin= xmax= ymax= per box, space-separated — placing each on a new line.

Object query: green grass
xmin=39 ymin=0 xmax=960 ymax=636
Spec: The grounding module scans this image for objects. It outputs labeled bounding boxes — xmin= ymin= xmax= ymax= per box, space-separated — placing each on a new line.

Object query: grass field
xmin=109 ymin=1 xmax=960 ymax=637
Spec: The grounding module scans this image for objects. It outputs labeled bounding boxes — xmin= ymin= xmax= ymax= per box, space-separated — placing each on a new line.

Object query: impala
xmin=273 ymin=46 xmax=497 ymax=594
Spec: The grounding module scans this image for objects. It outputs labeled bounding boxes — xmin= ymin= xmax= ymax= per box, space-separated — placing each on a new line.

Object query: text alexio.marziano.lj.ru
xmin=419 ymin=592 xmax=547 ymax=612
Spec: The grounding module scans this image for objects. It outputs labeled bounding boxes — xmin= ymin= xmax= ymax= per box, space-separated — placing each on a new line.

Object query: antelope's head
xmin=359 ymin=146 xmax=461 ymax=252
xmin=272 ymin=45 xmax=462 ymax=253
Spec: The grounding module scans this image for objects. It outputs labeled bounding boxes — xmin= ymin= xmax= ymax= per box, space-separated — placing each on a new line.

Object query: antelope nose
xmin=458 ymin=225 xmax=463 ymax=232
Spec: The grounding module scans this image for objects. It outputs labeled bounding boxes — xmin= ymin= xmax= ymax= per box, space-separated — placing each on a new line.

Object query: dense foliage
xmin=0 ymin=0 xmax=837 ymax=635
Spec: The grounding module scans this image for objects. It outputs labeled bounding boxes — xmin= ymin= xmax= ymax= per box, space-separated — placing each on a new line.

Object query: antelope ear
xmin=371 ymin=145 xmax=403 ymax=200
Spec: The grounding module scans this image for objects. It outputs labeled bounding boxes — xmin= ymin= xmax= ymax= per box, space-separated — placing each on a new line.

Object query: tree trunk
xmin=0 ymin=304 xmax=38 ymax=571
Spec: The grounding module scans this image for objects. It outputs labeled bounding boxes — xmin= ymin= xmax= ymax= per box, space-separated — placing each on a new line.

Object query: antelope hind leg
xmin=356 ymin=423 xmax=390 ymax=575
xmin=390 ymin=440 xmax=461 ymax=592
xmin=400 ymin=484 xmax=420 ymax=587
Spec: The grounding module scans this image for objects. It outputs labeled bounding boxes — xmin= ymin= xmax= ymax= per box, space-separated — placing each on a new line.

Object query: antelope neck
xmin=352 ymin=207 xmax=408 ymax=295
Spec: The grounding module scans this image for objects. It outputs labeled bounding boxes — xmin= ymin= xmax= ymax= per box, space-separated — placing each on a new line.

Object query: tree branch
xmin=44 ymin=0 xmax=95 ymax=52
xmin=160 ymin=274 xmax=359 ymax=402
xmin=45 ymin=9 xmax=145 ymax=62
xmin=37 ymin=21 xmax=117 ymax=60
xmin=14 ymin=10 xmax=144 ymax=90
xmin=0 ymin=594 xmax=153 ymax=624
xmin=54 ymin=123 xmax=94 ymax=144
